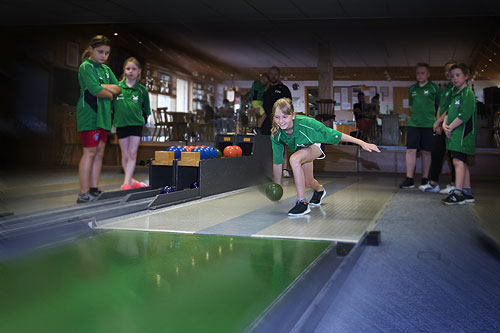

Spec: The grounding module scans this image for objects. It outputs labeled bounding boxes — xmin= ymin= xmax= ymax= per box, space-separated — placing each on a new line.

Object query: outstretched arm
xmin=340 ymin=133 xmax=381 ymax=152
xmin=273 ymin=164 xmax=283 ymax=185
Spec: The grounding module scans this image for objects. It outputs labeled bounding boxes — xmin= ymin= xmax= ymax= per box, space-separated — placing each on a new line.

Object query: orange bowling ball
xmin=185 ymin=146 xmax=194 ymax=152
xmin=223 ymin=146 xmax=238 ymax=157
xmin=233 ymin=145 xmax=242 ymax=157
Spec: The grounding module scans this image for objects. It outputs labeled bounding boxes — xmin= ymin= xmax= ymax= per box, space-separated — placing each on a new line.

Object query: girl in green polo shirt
xmin=271 ymin=98 xmax=380 ymax=216
xmin=441 ymin=64 xmax=476 ymax=205
xmin=114 ymin=57 xmax=151 ymax=190
xmin=76 ymin=35 xmax=121 ymax=203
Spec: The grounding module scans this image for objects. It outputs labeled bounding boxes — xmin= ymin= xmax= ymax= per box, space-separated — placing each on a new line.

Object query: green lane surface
xmin=0 ymin=231 xmax=330 ymax=333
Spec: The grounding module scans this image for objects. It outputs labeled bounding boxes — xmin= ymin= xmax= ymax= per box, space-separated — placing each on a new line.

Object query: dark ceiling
xmin=1 ymin=0 xmax=500 ymax=80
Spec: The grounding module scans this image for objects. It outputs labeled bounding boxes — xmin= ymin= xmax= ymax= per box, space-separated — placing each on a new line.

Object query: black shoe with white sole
xmin=441 ymin=192 xmax=465 ymax=205
xmin=399 ymin=177 xmax=415 ymax=189
xmin=288 ymin=200 xmax=311 ymax=216
xmin=310 ymin=188 xmax=326 ymax=206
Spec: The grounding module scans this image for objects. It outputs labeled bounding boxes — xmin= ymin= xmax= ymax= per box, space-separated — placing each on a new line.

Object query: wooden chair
xmin=152 ymin=107 xmax=170 ymax=141
xmin=61 ymin=124 xmax=81 ymax=165
xmin=315 ymin=99 xmax=336 ymax=128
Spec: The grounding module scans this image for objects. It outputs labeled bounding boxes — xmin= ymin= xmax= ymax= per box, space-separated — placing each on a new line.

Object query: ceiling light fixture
xmin=113 ymin=32 xmax=118 ymax=36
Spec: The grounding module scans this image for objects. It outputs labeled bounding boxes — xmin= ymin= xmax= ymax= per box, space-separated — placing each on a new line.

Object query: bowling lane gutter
xmin=246 ymin=231 xmax=381 ymax=333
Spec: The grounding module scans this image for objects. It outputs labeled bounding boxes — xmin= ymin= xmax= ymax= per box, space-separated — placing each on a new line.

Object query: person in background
xmin=216 ymin=99 xmax=234 ymax=134
xmin=399 ymin=63 xmax=441 ymax=189
xmin=261 ymin=66 xmax=292 ymax=178
xmin=249 ymin=73 xmax=270 ymax=129
xmin=114 ymin=57 xmax=150 ymax=190
xmin=441 ymin=63 xmax=476 ymax=205
xmin=76 ymin=35 xmax=121 ymax=203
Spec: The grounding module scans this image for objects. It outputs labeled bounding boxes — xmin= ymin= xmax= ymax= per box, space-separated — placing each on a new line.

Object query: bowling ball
xmin=190 ymin=181 xmax=199 ymax=189
xmin=166 ymin=146 xmax=180 ymax=159
xmin=185 ymin=146 xmax=194 ymax=152
xmin=208 ymin=146 xmax=217 ymax=159
xmin=233 ymin=145 xmax=243 ymax=157
xmin=160 ymin=186 xmax=175 ymax=194
xmin=265 ymin=183 xmax=283 ymax=201
xmin=177 ymin=146 xmax=187 ymax=152
xmin=192 ymin=147 xmax=207 ymax=160
xmin=215 ymin=148 xmax=222 ymax=158
xmin=224 ymin=146 xmax=238 ymax=158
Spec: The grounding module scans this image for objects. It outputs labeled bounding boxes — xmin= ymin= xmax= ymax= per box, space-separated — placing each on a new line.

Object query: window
xmin=176 ymin=78 xmax=189 ymax=112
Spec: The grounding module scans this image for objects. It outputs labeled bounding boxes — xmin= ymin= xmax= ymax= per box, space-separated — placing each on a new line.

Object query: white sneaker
xmin=418 ymin=183 xmax=440 ymax=193
xmin=282 ymin=169 xmax=291 ymax=178
xmin=439 ymin=184 xmax=456 ymax=195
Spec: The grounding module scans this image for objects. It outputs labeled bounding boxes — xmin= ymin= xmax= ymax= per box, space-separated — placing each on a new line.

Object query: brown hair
xmin=416 ymin=62 xmax=430 ymax=70
xmin=81 ymin=35 xmax=111 ymax=62
xmin=271 ymin=98 xmax=294 ymax=137
xmin=450 ymin=63 xmax=470 ymax=77
xmin=445 ymin=60 xmax=458 ymax=67
xmin=121 ymin=57 xmax=142 ymax=81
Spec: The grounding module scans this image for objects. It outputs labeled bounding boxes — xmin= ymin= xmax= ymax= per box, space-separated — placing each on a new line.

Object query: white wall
xmin=226 ymin=78 xmax=498 ymax=121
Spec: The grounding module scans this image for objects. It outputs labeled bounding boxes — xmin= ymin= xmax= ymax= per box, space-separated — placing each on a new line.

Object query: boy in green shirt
xmin=249 ymin=74 xmax=270 ymax=128
xmin=400 ymin=63 xmax=441 ymax=189
xmin=441 ymin=64 xmax=476 ymax=205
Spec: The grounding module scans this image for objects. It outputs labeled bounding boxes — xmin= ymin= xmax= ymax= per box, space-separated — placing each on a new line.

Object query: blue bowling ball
xmin=190 ymin=181 xmax=199 ymax=189
xmin=160 ymin=186 xmax=175 ymax=194
xmin=166 ymin=146 xmax=181 ymax=159
xmin=193 ymin=147 xmax=207 ymax=160
xmin=208 ymin=146 xmax=217 ymax=159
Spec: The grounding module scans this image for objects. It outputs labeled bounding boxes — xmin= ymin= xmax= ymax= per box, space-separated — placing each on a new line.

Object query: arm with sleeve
xmin=79 ymin=62 xmax=104 ymax=96
xmin=271 ymin=133 xmax=285 ymax=164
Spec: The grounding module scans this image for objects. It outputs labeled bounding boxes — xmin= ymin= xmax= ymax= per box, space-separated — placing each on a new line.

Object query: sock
xmin=90 ymin=187 xmax=98 ymax=192
xmin=453 ymin=189 xmax=463 ymax=196
xmin=463 ymin=187 xmax=472 ymax=195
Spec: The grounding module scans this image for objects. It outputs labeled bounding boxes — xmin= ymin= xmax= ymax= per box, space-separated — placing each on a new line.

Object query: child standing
xmin=419 ymin=61 xmax=457 ymax=194
xmin=441 ymin=64 xmax=476 ymax=205
xmin=114 ymin=57 xmax=151 ymax=190
xmin=249 ymin=74 xmax=270 ymax=128
xmin=400 ymin=63 xmax=441 ymax=189
xmin=271 ymin=98 xmax=380 ymax=216
xmin=76 ymin=35 xmax=121 ymax=203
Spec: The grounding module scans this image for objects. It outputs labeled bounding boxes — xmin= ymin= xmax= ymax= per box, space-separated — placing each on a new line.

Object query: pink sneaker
xmin=132 ymin=180 xmax=147 ymax=188
xmin=120 ymin=183 xmax=132 ymax=190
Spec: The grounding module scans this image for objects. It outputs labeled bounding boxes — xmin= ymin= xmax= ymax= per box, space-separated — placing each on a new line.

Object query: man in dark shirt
xmin=260 ymin=66 xmax=292 ymax=135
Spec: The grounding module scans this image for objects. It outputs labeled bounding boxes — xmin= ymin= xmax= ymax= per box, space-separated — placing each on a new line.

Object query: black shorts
xmin=449 ymin=150 xmax=469 ymax=164
xmin=406 ymin=126 xmax=433 ymax=151
xmin=116 ymin=126 xmax=143 ymax=139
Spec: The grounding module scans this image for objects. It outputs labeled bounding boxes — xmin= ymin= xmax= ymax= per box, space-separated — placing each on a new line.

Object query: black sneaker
xmin=441 ymin=192 xmax=465 ymax=205
xmin=310 ymin=187 xmax=326 ymax=206
xmin=399 ymin=177 xmax=415 ymax=189
xmin=288 ymin=200 xmax=311 ymax=216
xmin=76 ymin=192 xmax=95 ymax=204
xmin=421 ymin=178 xmax=428 ymax=186
xmin=463 ymin=193 xmax=475 ymax=203
xmin=89 ymin=189 xmax=102 ymax=197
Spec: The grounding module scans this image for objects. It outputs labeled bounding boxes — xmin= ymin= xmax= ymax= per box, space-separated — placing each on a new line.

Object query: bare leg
xmin=453 ymin=158 xmax=465 ymax=190
xmin=125 ymin=136 xmax=141 ymax=185
xmin=119 ymin=137 xmax=131 ymax=185
xmin=302 ymin=161 xmax=323 ymax=192
xmin=90 ymin=141 xmax=106 ymax=188
xmin=79 ymin=147 xmax=97 ymax=194
xmin=464 ymin=164 xmax=471 ymax=188
xmin=289 ymin=146 xmax=322 ymax=200
xmin=406 ymin=149 xmax=417 ymax=178
xmin=421 ymin=150 xmax=431 ymax=179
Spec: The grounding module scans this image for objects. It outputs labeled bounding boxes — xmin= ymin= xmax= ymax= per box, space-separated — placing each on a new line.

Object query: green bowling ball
xmin=266 ymin=183 xmax=283 ymax=201
xmin=215 ymin=148 xmax=222 ymax=158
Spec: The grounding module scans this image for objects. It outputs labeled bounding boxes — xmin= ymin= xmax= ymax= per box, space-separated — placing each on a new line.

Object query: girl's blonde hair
xmin=81 ymin=35 xmax=111 ymax=62
xmin=121 ymin=57 xmax=142 ymax=81
xmin=271 ymin=97 xmax=294 ymax=137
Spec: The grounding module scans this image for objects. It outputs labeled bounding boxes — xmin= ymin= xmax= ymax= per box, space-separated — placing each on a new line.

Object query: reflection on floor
xmin=98 ymin=175 xmax=398 ymax=242
xmin=0 ymin=166 xmax=149 ymax=215
xmin=0 ymin=230 xmax=330 ymax=333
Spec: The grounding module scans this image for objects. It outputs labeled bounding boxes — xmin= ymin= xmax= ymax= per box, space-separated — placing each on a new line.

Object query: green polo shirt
xmin=408 ymin=80 xmax=441 ymax=128
xmin=76 ymin=58 xmax=119 ymax=132
xmin=114 ymin=80 xmax=151 ymax=127
xmin=271 ymin=115 xmax=343 ymax=164
xmin=439 ymin=82 xmax=456 ymax=117
xmin=446 ymin=86 xmax=476 ymax=155
xmin=250 ymin=80 xmax=266 ymax=101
